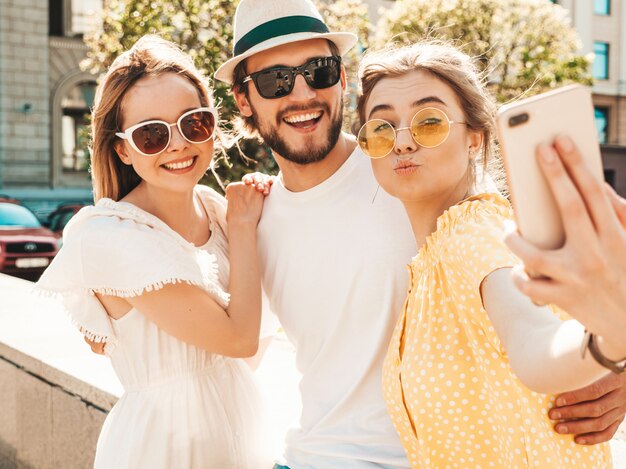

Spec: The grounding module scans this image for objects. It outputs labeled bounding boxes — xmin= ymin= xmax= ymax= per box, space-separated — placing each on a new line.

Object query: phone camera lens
xmin=509 ymin=113 xmax=529 ymax=127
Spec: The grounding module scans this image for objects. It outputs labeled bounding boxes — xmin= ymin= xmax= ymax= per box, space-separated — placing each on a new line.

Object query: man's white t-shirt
xmin=257 ymin=147 xmax=416 ymax=468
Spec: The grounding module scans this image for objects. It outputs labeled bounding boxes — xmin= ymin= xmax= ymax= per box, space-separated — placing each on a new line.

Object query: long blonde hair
xmin=357 ymin=41 xmax=502 ymax=190
xmin=90 ymin=35 xmax=214 ymax=201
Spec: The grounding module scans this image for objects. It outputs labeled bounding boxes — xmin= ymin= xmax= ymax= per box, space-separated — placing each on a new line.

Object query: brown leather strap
xmin=582 ymin=331 xmax=626 ymax=374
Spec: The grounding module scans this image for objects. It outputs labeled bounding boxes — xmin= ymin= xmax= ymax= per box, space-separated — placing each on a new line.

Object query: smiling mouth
xmin=161 ymin=156 xmax=197 ymax=171
xmin=283 ymin=111 xmax=323 ymax=129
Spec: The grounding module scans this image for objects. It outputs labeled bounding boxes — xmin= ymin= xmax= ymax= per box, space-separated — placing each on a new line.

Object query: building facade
xmin=557 ymin=0 xmax=626 ymax=193
xmin=0 ymin=0 xmax=99 ymax=217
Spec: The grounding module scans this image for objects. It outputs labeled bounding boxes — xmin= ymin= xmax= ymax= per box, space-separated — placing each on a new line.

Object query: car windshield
xmin=0 ymin=203 xmax=42 ymax=228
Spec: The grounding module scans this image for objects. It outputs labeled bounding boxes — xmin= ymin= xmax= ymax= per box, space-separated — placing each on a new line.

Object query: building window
xmin=594 ymin=107 xmax=609 ymax=144
xmin=593 ymin=42 xmax=609 ymax=80
xmin=594 ymin=0 xmax=610 ymax=15
xmin=49 ymin=0 xmax=102 ymax=37
xmin=61 ymin=82 xmax=95 ymax=174
xmin=49 ymin=0 xmax=64 ymax=36
xmin=70 ymin=0 xmax=102 ymax=35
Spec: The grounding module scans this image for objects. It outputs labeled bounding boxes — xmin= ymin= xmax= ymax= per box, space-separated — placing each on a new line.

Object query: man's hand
xmin=549 ymin=372 xmax=626 ymax=444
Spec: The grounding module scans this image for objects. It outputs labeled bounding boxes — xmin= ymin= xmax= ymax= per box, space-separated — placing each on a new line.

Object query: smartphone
xmin=496 ymin=84 xmax=604 ymax=250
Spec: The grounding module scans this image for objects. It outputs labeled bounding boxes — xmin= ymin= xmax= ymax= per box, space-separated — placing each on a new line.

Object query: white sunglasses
xmin=115 ymin=107 xmax=218 ymax=156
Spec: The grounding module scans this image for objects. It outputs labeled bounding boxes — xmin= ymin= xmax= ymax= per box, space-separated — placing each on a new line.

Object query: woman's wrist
xmin=580 ymin=302 xmax=626 ymax=354
xmin=227 ymin=220 xmax=258 ymax=236
xmin=596 ymin=335 xmax=626 ymax=362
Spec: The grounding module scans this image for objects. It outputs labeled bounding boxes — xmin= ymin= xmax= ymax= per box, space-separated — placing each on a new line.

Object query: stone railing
xmin=0 ymin=274 xmax=122 ymax=469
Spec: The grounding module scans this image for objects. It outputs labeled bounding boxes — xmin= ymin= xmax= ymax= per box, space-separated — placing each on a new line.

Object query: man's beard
xmin=251 ymin=98 xmax=343 ymax=165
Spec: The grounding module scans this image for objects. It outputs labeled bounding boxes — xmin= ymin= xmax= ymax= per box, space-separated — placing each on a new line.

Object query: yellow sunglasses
xmin=357 ymin=107 xmax=466 ymax=158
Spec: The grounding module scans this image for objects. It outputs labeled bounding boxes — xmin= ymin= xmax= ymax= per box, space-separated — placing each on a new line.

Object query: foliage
xmin=83 ymin=0 xmax=591 ymax=190
xmin=316 ymin=0 xmax=371 ymax=133
xmin=82 ymin=0 xmax=370 ymax=190
xmin=374 ymin=0 xmax=593 ymax=103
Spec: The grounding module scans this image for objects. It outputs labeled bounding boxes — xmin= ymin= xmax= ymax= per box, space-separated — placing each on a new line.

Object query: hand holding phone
xmin=496 ymin=85 xmax=604 ymax=250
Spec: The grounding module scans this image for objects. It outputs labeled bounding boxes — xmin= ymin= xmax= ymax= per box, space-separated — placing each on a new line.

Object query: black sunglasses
xmin=242 ymin=56 xmax=342 ymax=99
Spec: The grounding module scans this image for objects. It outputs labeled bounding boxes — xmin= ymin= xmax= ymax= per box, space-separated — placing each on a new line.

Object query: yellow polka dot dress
xmin=382 ymin=193 xmax=611 ymax=469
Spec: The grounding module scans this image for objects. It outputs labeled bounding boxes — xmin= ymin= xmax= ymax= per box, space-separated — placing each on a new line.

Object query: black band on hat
xmin=234 ymin=15 xmax=330 ymax=56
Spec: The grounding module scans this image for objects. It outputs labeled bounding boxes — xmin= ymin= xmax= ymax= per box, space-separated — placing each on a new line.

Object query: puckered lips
xmin=282 ymin=110 xmax=324 ymax=132
xmin=160 ymin=155 xmax=198 ymax=173
xmin=393 ymin=159 xmax=421 ymax=175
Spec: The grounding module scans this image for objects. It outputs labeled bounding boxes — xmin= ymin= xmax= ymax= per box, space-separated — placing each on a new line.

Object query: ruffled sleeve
xmin=439 ymin=193 xmax=521 ymax=355
xmin=34 ymin=213 xmax=117 ymax=346
xmin=35 ymin=201 xmax=229 ymax=352
xmin=80 ymin=215 xmax=209 ymax=294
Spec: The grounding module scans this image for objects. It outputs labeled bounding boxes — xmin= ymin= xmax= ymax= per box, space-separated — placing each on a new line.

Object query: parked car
xmin=0 ymin=197 xmax=60 ymax=278
xmin=47 ymin=203 xmax=87 ymax=237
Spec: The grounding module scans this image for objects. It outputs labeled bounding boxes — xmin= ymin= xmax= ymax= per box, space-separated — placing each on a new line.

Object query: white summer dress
xmin=36 ymin=185 xmax=272 ymax=469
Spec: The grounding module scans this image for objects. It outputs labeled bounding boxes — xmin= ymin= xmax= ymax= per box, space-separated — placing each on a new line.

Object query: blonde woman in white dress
xmin=36 ymin=36 xmax=273 ymax=468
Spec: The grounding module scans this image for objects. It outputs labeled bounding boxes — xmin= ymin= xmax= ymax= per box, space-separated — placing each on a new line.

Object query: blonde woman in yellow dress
xmin=356 ymin=42 xmax=614 ymax=468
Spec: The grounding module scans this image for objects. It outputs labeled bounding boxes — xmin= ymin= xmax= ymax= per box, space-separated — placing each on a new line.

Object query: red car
xmin=0 ymin=197 xmax=60 ymax=278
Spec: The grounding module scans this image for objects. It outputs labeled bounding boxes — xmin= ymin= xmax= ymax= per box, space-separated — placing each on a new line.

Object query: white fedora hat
xmin=214 ymin=0 xmax=358 ymax=85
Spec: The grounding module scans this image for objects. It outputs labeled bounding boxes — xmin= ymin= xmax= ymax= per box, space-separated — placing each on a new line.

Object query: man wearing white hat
xmin=216 ymin=1 xmax=415 ymax=467
xmin=215 ymin=0 xmax=626 ymax=467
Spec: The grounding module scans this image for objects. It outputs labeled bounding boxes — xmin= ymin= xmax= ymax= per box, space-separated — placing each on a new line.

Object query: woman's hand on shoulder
xmin=225 ymin=180 xmax=267 ymax=228
xmin=242 ymin=172 xmax=275 ymax=195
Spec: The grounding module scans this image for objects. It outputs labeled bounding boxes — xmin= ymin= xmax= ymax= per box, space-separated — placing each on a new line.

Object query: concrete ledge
xmin=0 ymin=274 xmax=122 ymax=401
xmin=0 ymin=273 xmax=122 ymax=468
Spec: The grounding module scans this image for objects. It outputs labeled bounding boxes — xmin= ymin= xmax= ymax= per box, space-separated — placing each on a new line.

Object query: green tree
xmin=82 ymin=0 xmax=370 ymax=189
xmin=375 ymin=0 xmax=592 ymax=103
xmin=317 ymin=0 xmax=371 ymax=132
